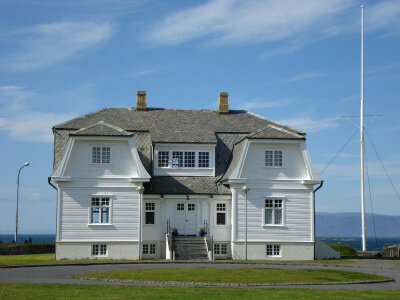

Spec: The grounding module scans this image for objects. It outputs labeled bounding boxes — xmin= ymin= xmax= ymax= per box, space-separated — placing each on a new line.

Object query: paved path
xmin=0 ymin=259 xmax=399 ymax=289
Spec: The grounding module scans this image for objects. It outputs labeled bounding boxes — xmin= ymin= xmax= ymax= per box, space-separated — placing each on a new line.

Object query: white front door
xmin=174 ymin=202 xmax=197 ymax=236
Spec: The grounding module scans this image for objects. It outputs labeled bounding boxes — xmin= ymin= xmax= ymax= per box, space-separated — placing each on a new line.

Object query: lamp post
xmin=242 ymin=185 xmax=250 ymax=260
xmin=15 ymin=162 xmax=29 ymax=244
xmin=136 ymin=185 xmax=144 ymax=259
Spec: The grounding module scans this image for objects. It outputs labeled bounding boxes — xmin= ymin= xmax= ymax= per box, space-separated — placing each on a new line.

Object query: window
xmin=214 ymin=244 xmax=227 ymax=255
xmin=172 ymin=151 xmax=183 ymax=168
xmin=156 ymin=149 xmax=212 ymax=169
xmin=188 ymin=203 xmax=195 ymax=211
xmin=198 ymin=152 xmax=209 ymax=168
xmin=91 ymin=197 xmax=110 ymax=224
xmin=92 ymin=244 xmax=107 ymax=256
xmin=143 ymin=243 xmax=156 ymax=254
xmin=265 ymin=150 xmax=282 ymax=167
xmin=158 ymin=151 xmax=169 ymax=167
xmin=266 ymin=245 xmax=280 ymax=256
xmin=145 ymin=202 xmax=155 ymax=225
xmin=177 ymin=203 xmax=184 ymax=211
xmin=184 ymin=151 xmax=195 ymax=167
xmin=264 ymin=199 xmax=283 ymax=225
xmin=216 ymin=203 xmax=226 ymax=225
xmin=92 ymin=146 xmax=111 ymax=164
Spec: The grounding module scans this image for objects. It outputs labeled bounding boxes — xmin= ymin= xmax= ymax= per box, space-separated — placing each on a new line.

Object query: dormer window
xmin=154 ymin=144 xmax=215 ymax=177
xmin=265 ymin=150 xmax=282 ymax=167
xmin=92 ymin=146 xmax=111 ymax=164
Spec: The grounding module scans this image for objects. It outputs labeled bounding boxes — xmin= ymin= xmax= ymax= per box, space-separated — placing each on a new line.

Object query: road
xmin=0 ymin=259 xmax=399 ymax=289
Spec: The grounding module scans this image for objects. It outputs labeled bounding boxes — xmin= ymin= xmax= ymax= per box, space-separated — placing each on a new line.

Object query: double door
xmin=170 ymin=201 xmax=197 ymax=236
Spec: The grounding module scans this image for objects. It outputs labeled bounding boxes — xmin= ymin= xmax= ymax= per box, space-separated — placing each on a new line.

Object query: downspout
xmin=313 ymin=180 xmax=323 ymax=260
xmin=48 ymin=177 xmax=57 ymax=190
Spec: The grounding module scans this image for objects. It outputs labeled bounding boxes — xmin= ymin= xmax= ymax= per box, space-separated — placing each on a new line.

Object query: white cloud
xmin=145 ymin=0 xmax=353 ymax=47
xmin=240 ymin=97 xmax=295 ymax=110
xmin=3 ymin=21 xmax=114 ymax=71
xmin=366 ymin=0 xmax=400 ymax=35
xmin=278 ymin=117 xmax=340 ymax=133
xmin=275 ymin=72 xmax=327 ymax=84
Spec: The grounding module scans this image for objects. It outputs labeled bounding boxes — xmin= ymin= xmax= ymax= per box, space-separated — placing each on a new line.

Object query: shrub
xmin=328 ymin=243 xmax=358 ymax=256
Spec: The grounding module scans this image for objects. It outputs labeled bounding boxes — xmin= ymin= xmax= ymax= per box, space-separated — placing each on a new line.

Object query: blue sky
xmin=0 ymin=0 xmax=399 ymax=235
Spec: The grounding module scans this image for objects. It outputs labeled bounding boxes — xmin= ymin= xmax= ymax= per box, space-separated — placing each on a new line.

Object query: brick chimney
xmin=218 ymin=92 xmax=229 ymax=114
xmin=136 ymin=91 xmax=146 ymax=110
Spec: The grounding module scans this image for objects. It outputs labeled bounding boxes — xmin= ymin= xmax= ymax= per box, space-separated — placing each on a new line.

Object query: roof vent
xmin=218 ymin=92 xmax=229 ymax=114
xmin=136 ymin=91 xmax=146 ymax=111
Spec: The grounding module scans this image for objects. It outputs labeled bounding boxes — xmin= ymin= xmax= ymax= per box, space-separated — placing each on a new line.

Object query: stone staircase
xmin=173 ymin=236 xmax=209 ymax=261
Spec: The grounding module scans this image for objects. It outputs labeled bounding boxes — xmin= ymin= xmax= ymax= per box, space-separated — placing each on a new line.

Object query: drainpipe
xmin=48 ymin=177 xmax=57 ymax=190
xmin=313 ymin=180 xmax=323 ymax=260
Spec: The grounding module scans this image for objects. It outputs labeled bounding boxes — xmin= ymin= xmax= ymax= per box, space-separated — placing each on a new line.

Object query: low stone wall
xmin=0 ymin=244 xmax=55 ymax=255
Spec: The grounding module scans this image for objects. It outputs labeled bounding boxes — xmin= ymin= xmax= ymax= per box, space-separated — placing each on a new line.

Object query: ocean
xmin=0 ymin=234 xmax=55 ymax=244
xmin=319 ymin=237 xmax=400 ymax=251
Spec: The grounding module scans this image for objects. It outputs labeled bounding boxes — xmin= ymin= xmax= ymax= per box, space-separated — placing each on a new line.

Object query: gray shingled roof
xmin=53 ymin=107 xmax=305 ymax=195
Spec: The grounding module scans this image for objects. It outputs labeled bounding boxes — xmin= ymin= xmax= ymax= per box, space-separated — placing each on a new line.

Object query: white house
xmin=49 ymin=91 xmax=323 ymax=260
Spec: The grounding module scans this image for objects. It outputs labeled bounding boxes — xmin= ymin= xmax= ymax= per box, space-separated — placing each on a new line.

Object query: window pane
xmin=274 ymin=245 xmax=280 ymax=256
xmin=274 ymin=151 xmax=282 ymax=167
xmin=92 ymin=208 xmax=99 ymax=223
xmin=188 ymin=203 xmax=195 ymax=211
xmin=146 ymin=202 xmax=155 ymax=211
xmin=265 ymin=209 xmax=272 ymax=224
xmin=92 ymin=147 xmax=101 ymax=163
xmin=274 ymin=209 xmax=282 ymax=224
xmin=265 ymin=199 xmax=273 ymax=208
xmin=213 ymin=244 xmax=220 ymax=254
xmin=184 ymin=152 xmax=195 ymax=167
xmin=145 ymin=212 xmax=155 ymax=224
xmin=177 ymin=203 xmax=184 ymax=211
xmin=217 ymin=212 xmax=226 ymax=225
xmin=266 ymin=245 xmax=272 ymax=256
xmin=149 ymin=244 xmax=156 ymax=254
xmin=101 ymin=208 xmax=109 ymax=223
xmin=100 ymin=245 xmax=107 ymax=255
xmin=92 ymin=244 xmax=99 ymax=256
xmin=143 ymin=244 xmax=148 ymax=254
xmin=102 ymin=147 xmax=110 ymax=163
xmin=265 ymin=151 xmax=273 ymax=166
xmin=158 ymin=151 xmax=169 ymax=167
xmin=198 ymin=152 xmax=209 ymax=168
xmin=221 ymin=244 xmax=227 ymax=254
xmin=217 ymin=203 xmax=226 ymax=211
xmin=172 ymin=151 xmax=183 ymax=168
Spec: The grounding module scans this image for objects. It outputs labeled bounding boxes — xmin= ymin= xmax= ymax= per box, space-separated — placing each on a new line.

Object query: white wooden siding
xmin=59 ymin=187 xmax=140 ymax=241
xmin=64 ymin=140 xmax=138 ymax=178
xmin=241 ymin=143 xmax=309 ymax=180
xmin=233 ymin=185 xmax=313 ymax=242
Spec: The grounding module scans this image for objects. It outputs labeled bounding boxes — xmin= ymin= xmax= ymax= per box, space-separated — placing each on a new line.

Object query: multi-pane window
xmin=177 ymin=203 xmax=184 ymax=211
xmin=184 ymin=151 xmax=195 ymax=167
xmin=188 ymin=203 xmax=195 ymax=211
xmin=145 ymin=202 xmax=155 ymax=225
xmin=172 ymin=151 xmax=184 ymax=168
xmin=158 ymin=151 xmax=169 ymax=167
xmin=264 ymin=199 xmax=283 ymax=225
xmin=92 ymin=147 xmax=111 ymax=164
xmin=92 ymin=244 xmax=107 ymax=256
xmin=216 ymin=203 xmax=226 ymax=225
xmin=143 ymin=244 xmax=156 ymax=254
xmin=91 ymin=197 xmax=110 ymax=224
xmin=265 ymin=150 xmax=283 ymax=167
xmin=214 ymin=244 xmax=227 ymax=255
xmin=157 ymin=150 xmax=211 ymax=168
xmin=266 ymin=245 xmax=281 ymax=256
xmin=198 ymin=152 xmax=209 ymax=168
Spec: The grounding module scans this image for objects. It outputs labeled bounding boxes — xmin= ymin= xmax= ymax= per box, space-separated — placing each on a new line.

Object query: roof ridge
xmin=74 ymin=121 xmax=131 ymax=134
xmin=246 ymin=111 xmax=305 ymax=135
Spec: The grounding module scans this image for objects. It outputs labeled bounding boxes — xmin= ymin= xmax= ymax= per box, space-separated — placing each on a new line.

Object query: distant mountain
xmin=315 ymin=212 xmax=400 ymax=238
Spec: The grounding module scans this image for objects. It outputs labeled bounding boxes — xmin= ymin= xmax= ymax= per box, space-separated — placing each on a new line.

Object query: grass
xmin=0 ymin=254 xmax=357 ymax=266
xmin=328 ymin=243 xmax=358 ymax=256
xmin=74 ymin=268 xmax=387 ymax=284
xmin=0 ymin=282 xmax=399 ymax=299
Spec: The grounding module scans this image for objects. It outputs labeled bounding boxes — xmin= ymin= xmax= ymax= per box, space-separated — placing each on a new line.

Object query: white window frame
xmin=213 ymin=243 xmax=228 ymax=255
xmin=91 ymin=146 xmax=111 ymax=164
xmin=265 ymin=150 xmax=283 ymax=167
xmin=263 ymin=198 xmax=285 ymax=226
xmin=143 ymin=243 xmax=156 ymax=255
xmin=216 ymin=203 xmax=226 ymax=226
xmin=88 ymin=195 xmax=112 ymax=226
xmin=92 ymin=244 xmax=108 ymax=257
xmin=145 ymin=202 xmax=155 ymax=225
xmin=266 ymin=244 xmax=281 ymax=257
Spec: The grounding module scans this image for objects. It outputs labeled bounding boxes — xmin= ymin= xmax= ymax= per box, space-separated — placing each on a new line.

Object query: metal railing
xmin=203 ymin=219 xmax=214 ymax=260
xmin=166 ymin=219 xmax=175 ymax=260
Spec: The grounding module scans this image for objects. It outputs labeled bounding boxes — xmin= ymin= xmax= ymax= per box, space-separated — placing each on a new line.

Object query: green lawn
xmin=75 ymin=268 xmax=387 ymax=284
xmin=0 ymin=282 xmax=398 ymax=299
xmin=0 ymin=253 xmax=356 ymax=266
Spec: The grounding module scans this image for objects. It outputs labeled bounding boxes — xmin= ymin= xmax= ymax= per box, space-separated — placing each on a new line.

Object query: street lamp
xmin=136 ymin=185 xmax=144 ymax=259
xmin=242 ymin=185 xmax=250 ymax=260
xmin=15 ymin=162 xmax=29 ymax=244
